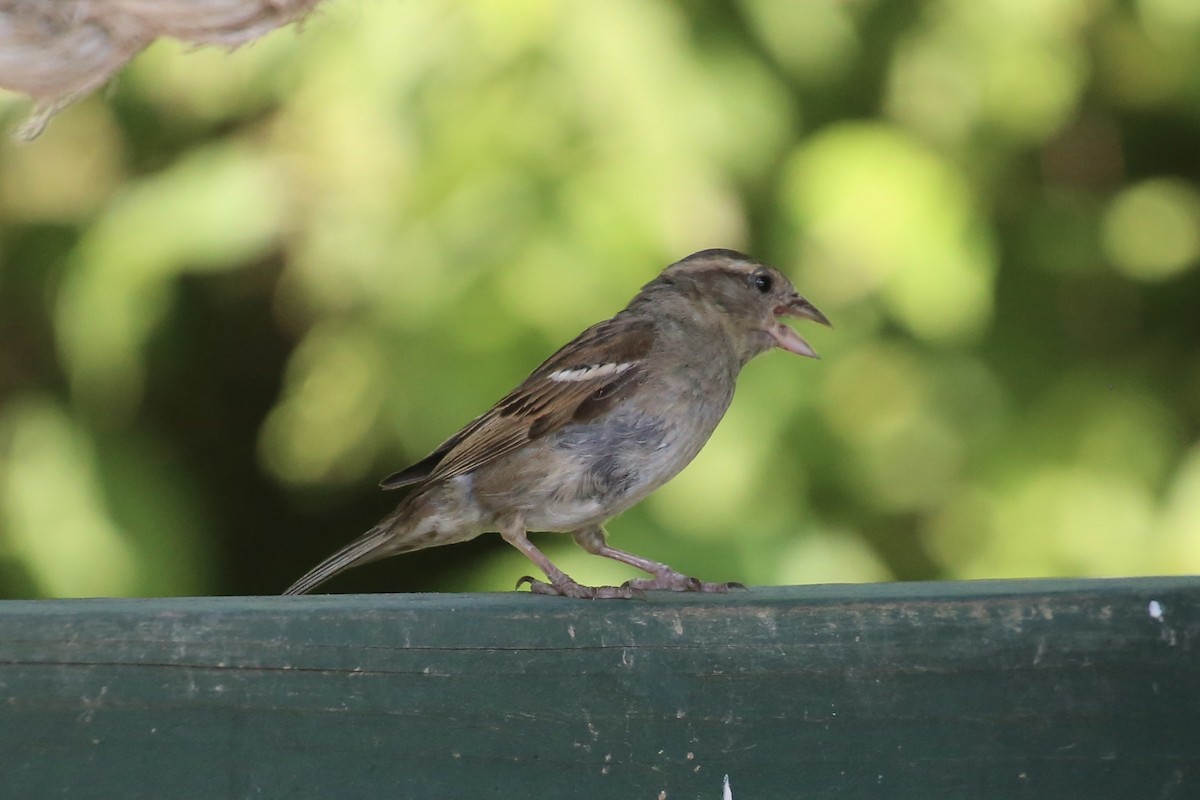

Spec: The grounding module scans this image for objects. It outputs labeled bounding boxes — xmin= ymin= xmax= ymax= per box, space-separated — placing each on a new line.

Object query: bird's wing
xmin=379 ymin=316 xmax=655 ymax=489
xmin=377 ymin=434 xmax=465 ymax=489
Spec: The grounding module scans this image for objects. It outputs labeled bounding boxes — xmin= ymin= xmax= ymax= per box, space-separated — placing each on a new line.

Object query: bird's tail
xmin=283 ymin=523 xmax=399 ymax=596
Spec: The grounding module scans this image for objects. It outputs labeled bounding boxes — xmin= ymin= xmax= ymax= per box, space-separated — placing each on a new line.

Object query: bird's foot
xmin=622 ymin=569 xmax=745 ymax=593
xmin=516 ymin=575 xmax=643 ymax=599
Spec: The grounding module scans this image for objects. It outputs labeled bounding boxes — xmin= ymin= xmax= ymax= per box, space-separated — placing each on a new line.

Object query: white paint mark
xmin=547 ymin=362 xmax=635 ymax=383
xmin=658 ymin=791 xmax=667 ymax=800
xmin=1148 ymin=601 xmax=1178 ymax=644
xmin=567 ymin=624 xmax=576 ymax=640
xmin=76 ymin=686 xmax=109 ymax=725
xmin=686 ymin=751 xmax=695 ymax=760
xmin=723 ymin=774 xmax=732 ymax=800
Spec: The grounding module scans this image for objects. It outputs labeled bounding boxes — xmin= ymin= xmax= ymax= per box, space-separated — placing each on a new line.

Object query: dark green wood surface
xmin=1 ymin=578 xmax=1197 ymax=799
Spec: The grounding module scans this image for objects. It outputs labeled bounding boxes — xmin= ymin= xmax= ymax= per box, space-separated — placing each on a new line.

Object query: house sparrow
xmin=284 ymin=249 xmax=830 ymax=598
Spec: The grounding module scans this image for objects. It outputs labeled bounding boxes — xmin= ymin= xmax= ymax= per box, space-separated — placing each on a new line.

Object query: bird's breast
xmin=472 ymin=371 xmax=735 ymax=532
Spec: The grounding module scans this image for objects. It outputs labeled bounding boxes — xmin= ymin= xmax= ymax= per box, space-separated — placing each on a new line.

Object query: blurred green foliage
xmin=0 ymin=0 xmax=1198 ymax=598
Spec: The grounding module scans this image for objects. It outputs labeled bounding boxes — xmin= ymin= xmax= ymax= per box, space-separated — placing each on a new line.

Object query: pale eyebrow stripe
xmin=668 ymin=261 xmax=758 ymax=277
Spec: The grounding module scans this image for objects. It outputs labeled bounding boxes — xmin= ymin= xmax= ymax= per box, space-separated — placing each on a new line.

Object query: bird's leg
xmin=500 ymin=519 xmax=638 ymax=599
xmin=571 ymin=525 xmax=743 ymax=593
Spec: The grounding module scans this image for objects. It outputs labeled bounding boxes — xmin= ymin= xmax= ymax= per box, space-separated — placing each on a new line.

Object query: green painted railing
xmin=2 ymin=578 xmax=1197 ymax=798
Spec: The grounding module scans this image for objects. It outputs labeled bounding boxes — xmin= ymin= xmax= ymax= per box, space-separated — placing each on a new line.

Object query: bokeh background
xmin=1 ymin=0 xmax=1198 ymax=599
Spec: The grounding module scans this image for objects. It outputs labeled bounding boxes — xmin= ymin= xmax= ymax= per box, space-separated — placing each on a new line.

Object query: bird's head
xmin=650 ymin=249 xmax=831 ymax=366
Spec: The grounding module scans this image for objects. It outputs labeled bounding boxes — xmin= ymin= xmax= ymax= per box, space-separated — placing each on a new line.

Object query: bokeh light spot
xmin=0 ymin=400 xmax=138 ymax=597
xmin=783 ymin=124 xmax=996 ymax=343
xmin=1103 ymin=179 xmax=1200 ymax=281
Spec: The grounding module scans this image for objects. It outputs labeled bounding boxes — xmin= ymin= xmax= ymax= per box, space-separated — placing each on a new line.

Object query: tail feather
xmin=283 ymin=525 xmax=396 ymax=596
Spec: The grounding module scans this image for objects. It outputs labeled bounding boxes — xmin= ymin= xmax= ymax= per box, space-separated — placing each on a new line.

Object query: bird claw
xmin=516 ymin=575 xmax=642 ymax=599
xmin=622 ymin=572 xmax=745 ymax=593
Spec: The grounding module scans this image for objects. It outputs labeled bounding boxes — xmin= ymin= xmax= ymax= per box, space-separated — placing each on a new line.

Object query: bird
xmin=283 ymin=249 xmax=830 ymax=598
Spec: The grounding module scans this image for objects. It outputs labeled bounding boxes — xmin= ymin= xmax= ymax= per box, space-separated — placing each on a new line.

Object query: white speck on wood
xmin=723 ymin=774 xmax=732 ymax=800
xmin=1149 ymin=600 xmax=1164 ymax=621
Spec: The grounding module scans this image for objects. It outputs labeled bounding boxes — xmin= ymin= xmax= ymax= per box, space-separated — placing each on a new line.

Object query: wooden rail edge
xmin=2 ymin=577 xmax=1197 ymax=799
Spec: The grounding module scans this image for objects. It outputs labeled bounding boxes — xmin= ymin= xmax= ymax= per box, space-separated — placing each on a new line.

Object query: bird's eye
xmin=752 ymin=273 xmax=773 ymax=294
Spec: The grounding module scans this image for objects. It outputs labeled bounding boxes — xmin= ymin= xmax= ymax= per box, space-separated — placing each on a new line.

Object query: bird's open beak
xmin=769 ymin=294 xmax=831 ymax=359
